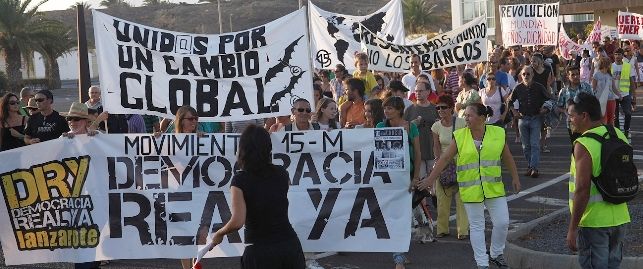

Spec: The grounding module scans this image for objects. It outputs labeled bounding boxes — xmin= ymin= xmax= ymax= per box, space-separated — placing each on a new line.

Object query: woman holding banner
xmin=417 ymin=103 xmax=521 ymax=269
xmin=376 ymin=96 xmax=422 ymax=269
xmin=207 ymin=125 xmax=305 ymax=269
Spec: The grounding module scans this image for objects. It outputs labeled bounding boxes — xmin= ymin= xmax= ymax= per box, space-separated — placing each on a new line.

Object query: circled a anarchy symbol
xmin=290 ymin=66 xmax=302 ymax=76
xmin=316 ymin=50 xmax=331 ymax=68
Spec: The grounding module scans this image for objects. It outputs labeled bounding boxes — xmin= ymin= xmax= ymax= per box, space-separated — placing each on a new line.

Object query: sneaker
xmin=524 ymin=168 xmax=532 ymax=176
xmin=542 ymin=145 xmax=550 ymax=153
xmin=530 ymin=169 xmax=539 ymax=178
xmin=489 ymin=254 xmax=509 ymax=268
xmin=306 ymin=259 xmax=325 ymax=269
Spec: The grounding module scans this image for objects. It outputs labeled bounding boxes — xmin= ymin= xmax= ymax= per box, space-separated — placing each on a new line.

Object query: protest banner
xmin=405 ymin=35 xmax=428 ymax=45
xmin=93 ymin=8 xmax=313 ymax=121
xmin=601 ymin=25 xmax=618 ymax=40
xmin=0 ymin=129 xmax=412 ymax=265
xmin=559 ymin=26 xmax=589 ymax=60
xmin=358 ymin=16 xmax=487 ymax=72
xmin=309 ymin=0 xmax=405 ymax=70
xmin=584 ymin=17 xmax=602 ymax=45
xmin=499 ymin=3 xmax=559 ymax=46
xmin=617 ymin=11 xmax=643 ymax=40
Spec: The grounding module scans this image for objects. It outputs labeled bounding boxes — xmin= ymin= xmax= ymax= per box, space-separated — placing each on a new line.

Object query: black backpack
xmin=579 ymin=125 xmax=639 ymax=204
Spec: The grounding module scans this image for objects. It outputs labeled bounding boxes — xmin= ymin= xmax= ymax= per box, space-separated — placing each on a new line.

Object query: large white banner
xmin=0 ymin=129 xmax=411 ymax=265
xmin=584 ymin=17 xmax=602 ymax=45
xmin=618 ymin=11 xmax=643 ymax=40
xmin=93 ymin=9 xmax=313 ymax=121
xmin=499 ymin=3 xmax=559 ymax=46
xmin=559 ymin=26 xmax=589 ymax=60
xmin=359 ymin=16 xmax=487 ymax=72
xmin=309 ymin=0 xmax=405 ymax=70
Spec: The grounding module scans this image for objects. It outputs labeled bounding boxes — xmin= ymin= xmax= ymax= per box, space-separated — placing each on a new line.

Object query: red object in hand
xmin=193 ymin=262 xmax=202 ymax=269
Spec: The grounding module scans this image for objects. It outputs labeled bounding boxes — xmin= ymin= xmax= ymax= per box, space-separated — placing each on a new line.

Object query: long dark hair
xmin=365 ymin=98 xmax=384 ymax=125
xmin=237 ymin=124 xmax=273 ymax=174
xmin=0 ymin=93 xmax=19 ymax=126
xmin=315 ymin=97 xmax=338 ymax=129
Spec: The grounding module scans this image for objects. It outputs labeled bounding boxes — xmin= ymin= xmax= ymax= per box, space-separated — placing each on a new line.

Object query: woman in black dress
xmin=208 ymin=125 xmax=305 ymax=269
xmin=0 ymin=93 xmax=27 ymax=151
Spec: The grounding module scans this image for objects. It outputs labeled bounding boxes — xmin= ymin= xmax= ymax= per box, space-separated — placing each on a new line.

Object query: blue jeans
xmin=614 ymin=95 xmax=632 ymax=132
xmin=518 ymin=115 xmax=542 ymax=169
xmin=577 ymin=225 xmax=627 ymax=269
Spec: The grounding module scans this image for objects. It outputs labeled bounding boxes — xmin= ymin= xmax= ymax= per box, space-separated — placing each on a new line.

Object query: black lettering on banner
xmin=195 ymin=191 xmax=241 ymax=245
xmin=153 ymin=192 xmax=167 ymax=244
xmin=108 ymin=157 xmax=135 ymax=190
xmin=168 ymin=78 xmax=191 ymax=114
xmin=159 ymin=32 xmax=175 ymax=53
xmin=220 ymin=81 xmax=252 ymax=116
xmin=167 ymin=192 xmax=193 ymax=245
xmin=322 ymin=130 xmax=343 ymax=152
xmin=199 ymin=156 xmax=233 ymax=188
xmin=292 ymin=153 xmax=321 ymax=185
xmin=119 ymin=72 xmax=144 ymax=109
xmin=163 ymin=55 xmax=179 ymax=75
xmin=344 ymin=187 xmax=389 ymax=239
xmin=193 ymin=36 xmax=208 ymax=55
xmin=281 ymin=132 xmax=305 ymax=153
xmin=108 ymin=193 xmax=154 ymax=244
xmin=195 ymin=79 xmax=218 ymax=117
xmin=144 ymin=74 xmax=167 ymax=113
xmin=322 ymin=152 xmax=352 ymax=184
xmin=255 ymin=77 xmax=271 ymax=114
xmin=307 ymin=188 xmax=340 ymax=240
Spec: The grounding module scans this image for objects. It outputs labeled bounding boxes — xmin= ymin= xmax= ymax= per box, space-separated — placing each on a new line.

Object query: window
xmin=461 ymin=0 xmax=495 ymax=28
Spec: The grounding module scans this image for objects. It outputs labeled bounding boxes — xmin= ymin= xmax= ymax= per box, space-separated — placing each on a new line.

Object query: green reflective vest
xmin=618 ymin=62 xmax=632 ymax=93
xmin=454 ymin=125 xmax=506 ymax=203
xmin=570 ymin=126 xmax=630 ymax=227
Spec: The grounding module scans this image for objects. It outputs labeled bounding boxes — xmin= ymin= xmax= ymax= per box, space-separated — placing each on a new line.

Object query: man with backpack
xmin=566 ymin=92 xmax=635 ymax=269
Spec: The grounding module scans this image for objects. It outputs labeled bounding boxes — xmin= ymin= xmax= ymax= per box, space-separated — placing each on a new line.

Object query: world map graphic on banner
xmin=309 ymin=0 xmax=406 ymax=70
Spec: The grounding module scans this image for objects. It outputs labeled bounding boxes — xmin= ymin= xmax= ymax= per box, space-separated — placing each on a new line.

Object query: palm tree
xmin=143 ymin=0 xmax=168 ymax=6
xmin=100 ymin=0 xmax=130 ymax=8
xmin=403 ymin=0 xmax=437 ymax=34
xmin=0 ymin=0 xmax=62 ymax=92
xmin=38 ymin=23 xmax=76 ymax=90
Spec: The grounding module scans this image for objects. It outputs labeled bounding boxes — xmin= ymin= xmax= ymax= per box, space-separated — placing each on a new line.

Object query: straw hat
xmin=60 ymin=102 xmax=91 ymax=119
xmin=25 ymin=98 xmax=38 ymax=109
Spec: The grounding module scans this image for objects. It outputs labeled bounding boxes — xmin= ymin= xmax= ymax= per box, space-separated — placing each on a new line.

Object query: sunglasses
xmin=487 ymin=77 xmax=496 ymax=80
xmin=66 ymin=117 xmax=84 ymax=122
xmin=8 ymin=101 xmax=19 ymax=105
xmin=296 ymin=108 xmax=312 ymax=113
xmin=182 ymin=116 xmax=198 ymax=121
xmin=436 ymin=105 xmax=450 ymax=110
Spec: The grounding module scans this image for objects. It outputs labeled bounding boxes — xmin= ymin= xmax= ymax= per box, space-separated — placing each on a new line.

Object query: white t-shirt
xmin=402 ymin=71 xmax=436 ymax=98
xmin=480 ymin=87 xmax=508 ymax=124
xmin=611 ymin=62 xmax=637 ymax=97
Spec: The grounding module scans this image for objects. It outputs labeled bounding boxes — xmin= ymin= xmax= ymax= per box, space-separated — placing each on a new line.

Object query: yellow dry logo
xmin=0 ymin=156 xmax=100 ymax=250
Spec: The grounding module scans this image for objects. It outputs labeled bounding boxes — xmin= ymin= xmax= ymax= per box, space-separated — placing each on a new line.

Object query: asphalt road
xmin=2 ymin=87 xmax=642 ymax=269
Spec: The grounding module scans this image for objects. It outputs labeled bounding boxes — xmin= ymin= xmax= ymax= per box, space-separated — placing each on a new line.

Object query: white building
xmin=0 ymin=49 xmax=99 ymax=82
xmin=450 ymin=0 xmax=496 ymax=43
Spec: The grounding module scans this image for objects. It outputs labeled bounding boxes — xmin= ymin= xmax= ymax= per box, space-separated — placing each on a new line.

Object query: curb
xmin=505 ymin=207 xmax=642 ymax=269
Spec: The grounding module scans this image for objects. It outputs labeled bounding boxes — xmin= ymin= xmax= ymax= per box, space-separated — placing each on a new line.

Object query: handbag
xmin=436 ymin=116 xmax=458 ymax=187
xmin=499 ymin=87 xmax=513 ymax=125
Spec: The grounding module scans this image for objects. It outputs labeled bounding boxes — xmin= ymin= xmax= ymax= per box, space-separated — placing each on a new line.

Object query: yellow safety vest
xmin=454 ymin=125 xmax=506 ymax=203
xmin=569 ymin=126 xmax=631 ymax=227
xmin=618 ymin=62 xmax=632 ymax=93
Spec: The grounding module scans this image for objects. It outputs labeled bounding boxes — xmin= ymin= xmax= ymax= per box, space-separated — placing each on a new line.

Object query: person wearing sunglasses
xmin=430 ymin=94 xmax=469 ymax=240
xmin=279 ymin=98 xmax=320 ymax=131
xmin=565 ymin=92 xmax=630 ymax=269
xmin=0 ymin=93 xmax=27 ymax=151
xmin=60 ymin=102 xmax=100 ymax=139
xmin=23 ymin=90 xmax=69 ymax=145
xmin=509 ymin=66 xmax=550 ymax=178
xmin=481 ymin=70 xmax=511 ymax=127
xmin=419 ymin=102 xmax=520 ymax=269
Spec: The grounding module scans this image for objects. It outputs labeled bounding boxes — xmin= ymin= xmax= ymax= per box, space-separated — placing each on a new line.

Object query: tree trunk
xmin=45 ymin=55 xmax=61 ymax=90
xmin=4 ymin=46 xmax=22 ymax=93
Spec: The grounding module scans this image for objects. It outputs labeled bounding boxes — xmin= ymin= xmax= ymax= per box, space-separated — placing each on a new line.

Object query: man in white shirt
xmin=402 ymin=54 xmax=436 ymax=98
